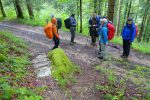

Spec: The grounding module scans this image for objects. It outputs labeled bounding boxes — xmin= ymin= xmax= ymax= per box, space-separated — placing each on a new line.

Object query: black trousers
xmin=123 ymin=39 xmax=131 ymax=57
xmin=91 ymin=35 xmax=97 ymax=44
xmin=52 ymin=36 xmax=59 ymax=50
xmin=70 ymin=27 xmax=76 ymax=42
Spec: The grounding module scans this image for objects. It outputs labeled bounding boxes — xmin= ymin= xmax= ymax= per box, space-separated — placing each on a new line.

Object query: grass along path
xmin=0 ymin=31 xmax=42 ymax=99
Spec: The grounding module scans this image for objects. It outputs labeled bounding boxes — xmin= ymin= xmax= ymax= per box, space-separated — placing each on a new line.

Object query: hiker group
xmin=44 ymin=13 xmax=137 ymax=60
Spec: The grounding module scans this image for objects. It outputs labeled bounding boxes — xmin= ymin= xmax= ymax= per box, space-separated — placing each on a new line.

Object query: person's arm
xmin=53 ymin=25 xmax=59 ymax=39
xmin=102 ymin=28 xmax=108 ymax=44
xmin=130 ymin=26 xmax=136 ymax=43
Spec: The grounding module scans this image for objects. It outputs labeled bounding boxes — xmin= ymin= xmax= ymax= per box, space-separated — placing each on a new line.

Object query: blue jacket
xmin=98 ymin=23 xmax=108 ymax=44
xmin=122 ymin=22 xmax=136 ymax=42
xmin=89 ymin=16 xmax=100 ymax=28
xmin=70 ymin=16 xmax=76 ymax=26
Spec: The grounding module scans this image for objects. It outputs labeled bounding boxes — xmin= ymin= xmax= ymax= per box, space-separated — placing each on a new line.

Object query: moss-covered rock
xmin=48 ymin=48 xmax=79 ymax=87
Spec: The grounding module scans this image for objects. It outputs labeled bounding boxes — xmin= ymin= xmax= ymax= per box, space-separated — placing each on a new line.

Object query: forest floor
xmin=0 ymin=21 xmax=150 ymax=100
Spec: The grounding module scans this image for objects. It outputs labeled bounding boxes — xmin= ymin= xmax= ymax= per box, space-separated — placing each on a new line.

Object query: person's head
xmin=92 ymin=13 xmax=97 ymax=18
xmin=127 ymin=18 xmax=133 ymax=25
xmin=50 ymin=14 xmax=54 ymax=19
xmin=51 ymin=18 xmax=57 ymax=25
xmin=100 ymin=18 xmax=107 ymax=25
xmin=71 ymin=13 xmax=75 ymax=17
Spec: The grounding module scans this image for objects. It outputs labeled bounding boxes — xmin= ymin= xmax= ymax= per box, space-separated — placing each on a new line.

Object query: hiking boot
xmin=98 ymin=56 xmax=103 ymax=59
xmin=120 ymin=55 xmax=125 ymax=58
xmin=91 ymin=43 xmax=96 ymax=46
xmin=121 ymin=55 xmax=128 ymax=58
xmin=70 ymin=42 xmax=74 ymax=45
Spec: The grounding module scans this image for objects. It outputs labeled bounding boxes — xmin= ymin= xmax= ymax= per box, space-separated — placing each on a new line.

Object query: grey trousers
xmin=99 ymin=43 xmax=107 ymax=59
xmin=70 ymin=27 xmax=76 ymax=42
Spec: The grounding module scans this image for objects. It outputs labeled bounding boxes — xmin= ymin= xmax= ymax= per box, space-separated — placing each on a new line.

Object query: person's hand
xmin=105 ymin=42 xmax=108 ymax=46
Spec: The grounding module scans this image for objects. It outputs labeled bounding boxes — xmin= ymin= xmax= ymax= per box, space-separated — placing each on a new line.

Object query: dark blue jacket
xmin=70 ymin=16 xmax=76 ymax=26
xmin=122 ymin=22 xmax=136 ymax=42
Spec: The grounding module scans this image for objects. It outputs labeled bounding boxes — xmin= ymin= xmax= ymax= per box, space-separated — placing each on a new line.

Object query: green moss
xmin=48 ymin=48 xmax=80 ymax=88
xmin=0 ymin=31 xmax=42 ymax=99
xmin=0 ymin=53 xmax=7 ymax=62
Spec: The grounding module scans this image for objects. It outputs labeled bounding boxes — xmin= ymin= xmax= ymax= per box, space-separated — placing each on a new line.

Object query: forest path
xmin=0 ymin=21 xmax=150 ymax=100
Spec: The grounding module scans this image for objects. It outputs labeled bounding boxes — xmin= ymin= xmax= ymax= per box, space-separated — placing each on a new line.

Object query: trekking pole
xmin=46 ymin=19 xmax=48 ymax=24
xmin=86 ymin=27 xmax=90 ymax=46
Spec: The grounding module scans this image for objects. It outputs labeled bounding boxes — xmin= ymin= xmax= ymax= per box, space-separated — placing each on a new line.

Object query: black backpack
xmin=64 ymin=18 xmax=71 ymax=29
xmin=56 ymin=18 xmax=62 ymax=29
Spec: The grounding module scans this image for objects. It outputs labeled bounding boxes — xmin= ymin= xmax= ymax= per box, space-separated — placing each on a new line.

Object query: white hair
xmin=100 ymin=18 xmax=108 ymax=23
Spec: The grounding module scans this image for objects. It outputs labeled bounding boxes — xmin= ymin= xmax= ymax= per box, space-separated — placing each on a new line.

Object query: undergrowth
xmin=95 ymin=65 xmax=150 ymax=100
xmin=48 ymin=48 xmax=80 ymax=88
xmin=0 ymin=31 xmax=43 ymax=100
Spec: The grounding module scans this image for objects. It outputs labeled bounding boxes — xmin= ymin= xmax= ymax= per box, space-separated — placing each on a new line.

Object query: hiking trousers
xmin=70 ymin=27 xmax=76 ymax=42
xmin=99 ymin=43 xmax=107 ymax=59
xmin=123 ymin=39 xmax=131 ymax=57
xmin=52 ymin=36 xmax=60 ymax=50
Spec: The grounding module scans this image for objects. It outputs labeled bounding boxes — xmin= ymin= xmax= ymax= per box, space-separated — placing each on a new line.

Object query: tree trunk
xmin=26 ymin=0 xmax=34 ymax=19
xmin=14 ymin=0 xmax=24 ymax=18
xmin=76 ymin=0 xmax=79 ymax=31
xmin=122 ymin=0 xmax=129 ymax=27
xmin=80 ymin=0 xmax=82 ymax=33
xmin=134 ymin=4 xmax=139 ymax=23
xmin=107 ymin=0 xmax=115 ymax=22
xmin=0 ymin=0 xmax=6 ymax=17
xmin=98 ymin=0 xmax=101 ymax=15
xmin=127 ymin=0 xmax=132 ymax=18
xmin=94 ymin=0 xmax=97 ymax=13
xmin=116 ymin=0 xmax=123 ymax=35
xmin=138 ymin=0 xmax=150 ymax=42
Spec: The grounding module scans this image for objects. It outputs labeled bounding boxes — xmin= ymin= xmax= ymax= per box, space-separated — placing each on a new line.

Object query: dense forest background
xmin=0 ymin=0 xmax=150 ymax=42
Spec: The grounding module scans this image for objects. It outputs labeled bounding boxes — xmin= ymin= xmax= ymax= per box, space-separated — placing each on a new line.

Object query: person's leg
xmin=52 ymin=37 xmax=57 ymax=50
xmin=126 ymin=40 xmax=131 ymax=57
xmin=70 ymin=27 xmax=75 ymax=43
xmin=99 ymin=41 xmax=102 ymax=54
xmin=122 ymin=39 xmax=126 ymax=56
xmin=101 ymin=43 xmax=107 ymax=59
xmin=55 ymin=38 xmax=60 ymax=48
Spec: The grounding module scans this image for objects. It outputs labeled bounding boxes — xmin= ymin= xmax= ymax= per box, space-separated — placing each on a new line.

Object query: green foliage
xmin=0 ymin=31 xmax=42 ymax=99
xmin=111 ymin=37 xmax=150 ymax=54
xmin=48 ymin=48 xmax=80 ymax=88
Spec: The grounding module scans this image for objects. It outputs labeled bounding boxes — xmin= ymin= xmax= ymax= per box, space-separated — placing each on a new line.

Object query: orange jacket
xmin=51 ymin=18 xmax=59 ymax=39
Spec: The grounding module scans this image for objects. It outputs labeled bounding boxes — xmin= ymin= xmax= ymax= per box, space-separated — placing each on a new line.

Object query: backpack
xmin=135 ymin=25 xmax=138 ymax=37
xmin=107 ymin=23 xmax=116 ymax=40
xmin=44 ymin=23 xmax=53 ymax=39
xmin=64 ymin=18 xmax=71 ymax=29
xmin=56 ymin=18 xmax=62 ymax=29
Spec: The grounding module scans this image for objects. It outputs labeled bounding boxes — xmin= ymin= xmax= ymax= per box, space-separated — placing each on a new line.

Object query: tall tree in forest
xmin=0 ymin=0 xmax=6 ymax=17
xmin=76 ymin=0 xmax=79 ymax=31
xmin=138 ymin=0 xmax=150 ymax=42
xmin=116 ymin=0 xmax=123 ymax=35
xmin=26 ymin=0 xmax=34 ymax=19
xmin=80 ymin=0 xmax=82 ymax=33
xmin=127 ymin=0 xmax=132 ymax=18
xmin=14 ymin=0 xmax=24 ymax=18
xmin=98 ymin=0 xmax=101 ymax=15
xmin=107 ymin=0 xmax=115 ymax=22
xmin=122 ymin=0 xmax=129 ymax=27
xmin=94 ymin=0 xmax=97 ymax=13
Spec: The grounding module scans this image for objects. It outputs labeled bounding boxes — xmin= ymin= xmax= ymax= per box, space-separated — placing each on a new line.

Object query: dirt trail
xmin=0 ymin=21 xmax=150 ymax=100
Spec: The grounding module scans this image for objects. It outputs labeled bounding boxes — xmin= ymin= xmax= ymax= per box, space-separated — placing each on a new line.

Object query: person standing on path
xmin=97 ymin=18 xmax=108 ymax=60
xmin=121 ymin=18 xmax=136 ymax=58
xmin=50 ymin=14 xmax=60 ymax=50
xmin=69 ymin=14 xmax=76 ymax=45
xmin=88 ymin=13 xmax=100 ymax=46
